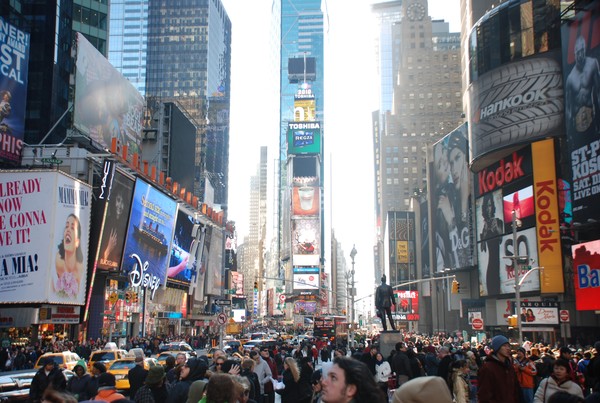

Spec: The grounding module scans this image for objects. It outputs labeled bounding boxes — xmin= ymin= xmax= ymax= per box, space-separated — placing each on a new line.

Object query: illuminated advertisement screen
xmin=294 ymin=98 xmax=316 ymax=121
xmin=430 ymin=124 xmax=474 ymax=273
xmin=121 ymin=179 xmax=178 ymax=293
xmin=561 ymin=2 xmax=600 ymax=223
xmin=502 ymin=185 xmax=535 ymax=228
xmin=392 ymin=290 xmax=420 ymax=321
xmin=292 ymin=186 xmax=319 ymax=216
xmin=287 ymin=122 xmax=321 ymax=155
xmin=168 ymin=209 xmax=197 ymax=284
xmin=292 ymin=219 xmax=320 ymax=266
xmin=572 ymin=240 xmax=600 ymax=311
xmin=293 ymin=267 xmax=319 ymax=293
xmin=73 ymin=33 xmax=143 ymax=156
xmin=0 ymin=17 xmax=30 ymax=164
xmin=96 ymin=168 xmax=134 ymax=271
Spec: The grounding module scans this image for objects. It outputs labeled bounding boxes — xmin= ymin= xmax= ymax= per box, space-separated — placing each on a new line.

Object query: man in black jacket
xmin=391 ymin=342 xmax=412 ymax=387
xmin=29 ymin=358 xmax=67 ymax=403
xmin=128 ymin=356 xmax=148 ymax=398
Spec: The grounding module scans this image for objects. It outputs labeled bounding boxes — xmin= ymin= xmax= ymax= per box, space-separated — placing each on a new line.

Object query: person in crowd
xmin=375 ymin=352 xmax=392 ymax=397
xmin=477 ymin=335 xmax=521 ymax=403
xmin=167 ymin=353 xmax=187 ymax=384
xmin=199 ymin=373 xmax=236 ymax=403
xmin=424 ymin=345 xmax=439 ymax=376
xmin=166 ymin=358 xmax=208 ymax=403
xmin=320 ymin=356 xmax=385 ymax=403
xmin=87 ymin=362 xmax=107 ymax=399
xmin=515 ymin=347 xmax=538 ymax=403
xmin=310 ymin=369 xmax=323 ymax=403
xmin=276 ymin=356 xmax=302 ymax=403
xmin=134 ymin=365 xmax=169 ymax=403
xmin=93 ymin=372 xmax=126 ymax=402
xmin=30 ymin=357 xmax=67 ymax=403
xmin=392 ymin=376 xmax=453 ymax=403
xmin=534 ymin=359 xmax=584 ymax=403
xmin=186 ymin=379 xmax=208 ymax=403
xmin=261 ymin=348 xmax=278 ymax=403
xmin=163 ymin=355 xmax=176 ymax=381
xmin=41 ymin=389 xmax=77 ymax=403
xmin=67 ymin=361 xmax=92 ymax=401
xmin=586 ymin=342 xmax=600 ymax=393
xmin=450 ymin=360 xmax=470 ymax=403
xmin=466 ymin=350 xmax=480 ymax=402
xmin=360 ymin=345 xmax=378 ymax=376
xmin=212 ymin=356 xmax=226 ymax=374
xmin=559 ymin=347 xmax=579 ymax=383
xmin=241 ymin=358 xmax=261 ymax=402
xmin=232 ymin=375 xmax=255 ymax=403
xmin=391 ymin=342 xmax=412 ymax=387
xmin=250 ymin=350 xmax=272 ymax=402
xmin=437 ymin=346 xmax=453 ymax=389
xmin=128 ymin=355 xmax=148 ymax=399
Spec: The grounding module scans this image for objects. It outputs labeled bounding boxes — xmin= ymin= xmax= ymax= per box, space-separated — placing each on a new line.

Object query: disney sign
xmin=128 ymin=253 xmax=161 ymax=299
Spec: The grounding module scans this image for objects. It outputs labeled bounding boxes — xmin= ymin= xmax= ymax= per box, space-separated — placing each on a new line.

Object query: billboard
xmin=293 ymin=267 xmax=319 ymax=294
xmin=392 ymin=290 xmax=420 ymax=321
xmin=502 ymin=186 xmax=535 ymax=226
xmin=468 ymin=52 xmax=564 ymax=171
xmin=96 ymin=166 xmax=134 ymax=271
xmin=478 ymin=226 xmax=540 ymax=296
xmin=287 ymin=122 xmax=321 ymax=155
xmin=532 ymin=139 xmax=564 ymax=294
xmin=292 ymin=219 xmax=320 ymax=266
xmin=572 ymin=240 xmax=600 ymax=311
xmin=430 ymin=124 xmax=474 ymax=273
xmin=73 ymin=33 xmax=144 ymax=156
xmin=205 ymin=228 xmax=224 ymax=296
xmin=292 ymin=186 xmax=319 ymax=216
xmin=561 ymin=2 xmax=600 ymax=223
xmin=168 ymin=209 xmax=198 ymax=284
xmin=520 ymin=301 xmax=559 ymax=325
xmin=121 ymin=179 xmax=178 ymax=298
xmin=0 ymin=17 xmax=30 ymax=164
xmin=475 ymin=147 xmax=533 ymax=197
xmin=0 ymin=171 xmax=91 ymax=305
xmin=294 ymin=98 xmax=316 ymax=122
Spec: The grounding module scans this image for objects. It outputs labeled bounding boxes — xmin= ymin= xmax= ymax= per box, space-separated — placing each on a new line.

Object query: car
xmin=222 ymin=340 xmax=241 ymax=354
xmin=88 ymin=348 xmax=128 ymax=371
xmin=159 ymin=342 xmax=196 ymax=356
xmin=0 ymin=369 xmax=74 ymax=403
xmin=155 ymin=351 xmax=193 ymax=366
xmin=107 ymin=357 xmax=158 ymax=392
xmin=242 ymin=339 xmax=276 ymax=352
xmin=34 ymin=352 xmax=82 ymax=371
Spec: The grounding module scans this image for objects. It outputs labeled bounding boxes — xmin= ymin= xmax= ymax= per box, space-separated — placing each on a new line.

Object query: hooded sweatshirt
xmin=67 ymin=363 xmax=93 ymax=401
xmin=166 ymin=358 xmax=208 ymax=403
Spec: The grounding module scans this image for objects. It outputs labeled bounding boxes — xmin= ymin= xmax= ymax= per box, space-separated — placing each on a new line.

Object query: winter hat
xmin=97 ymin=372 xmax=116 ymax=388
xmin=517 ymin=347 xmax=526 ymax=355
xmin=93 ymin=362 xmax=107 ymax=373
xmin=145 ymin=366 xmax=165 ymax=386
xmin=186 ymin=380 xmax=208 ymax=403
xmin=491 ymin=335 xmax=510 ymax=352
xmin=392 ymin=376 xmax=453 ymax=403
xmin=184 ymin=358 xmax=208 ymax=382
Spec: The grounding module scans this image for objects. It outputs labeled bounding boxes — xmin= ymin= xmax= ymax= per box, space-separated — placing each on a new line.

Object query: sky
xmin=223 ymin=0 xmax=461 ymax=303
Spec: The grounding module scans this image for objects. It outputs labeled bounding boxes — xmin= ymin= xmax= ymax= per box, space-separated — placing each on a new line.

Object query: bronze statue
xmin=375 ymin=275 xmax=396 ymax=331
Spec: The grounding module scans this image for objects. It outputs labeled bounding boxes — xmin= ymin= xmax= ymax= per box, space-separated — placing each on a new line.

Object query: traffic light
xmin=451 ymin=279 xmax=460 ymax=294
xmin=253 ymin=281 xmax=258 ymax=291
xmin=508 ymin=315 xmax=517 ymax=327
xmin=131 ymin=292 xmax=138 ymax=303
xmin=125 ymin=291 xmax=131 ymax=303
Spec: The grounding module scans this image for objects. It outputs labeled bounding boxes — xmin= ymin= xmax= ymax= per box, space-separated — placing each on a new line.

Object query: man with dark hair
xmin=477 ymin=335 xmax=521 ymax=403
xmin=391 ymin=342 xmax=412 ymax=387
xmin=30 ymin=358 xmax=67 ymax=403
xmin=260 ymin=348 xmax=277 ymax=403
xmin=375 ymin=275 xmax=396 ymax=332
xmin=128 ymin=356 xmax=148 ymax=398
xmin=321 ymin=356 xmax=385 ymax=403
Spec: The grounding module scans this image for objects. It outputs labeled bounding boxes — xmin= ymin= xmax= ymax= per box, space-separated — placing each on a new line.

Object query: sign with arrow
xmin=215 ymin=299 xmax=231 ymax=306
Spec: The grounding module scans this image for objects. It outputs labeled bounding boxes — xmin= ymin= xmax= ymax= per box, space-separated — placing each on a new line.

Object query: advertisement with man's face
xmin=430 ymin=124 xmax=474 ymax=273
xmin=96 ymin=168 xmax=134 ymax=271
xmin=0 ymin=171 xmax=91 ymax=305
xmin=479 ymin=226 xmax=540 ymax=296
xmin=121 ymin=179 xmax=178 ymax=298
xmin=0 ymin=17 xmax=30 ymax=164
xmin=572 ymin=240 xmax=600 ymax=311
xmin=73 ymin=33 xmax=144 ymax=157
xmin=561 ymin=2 xmax=600 ymax=223
xmin=292 ymin=218 xmax=320 ymax=266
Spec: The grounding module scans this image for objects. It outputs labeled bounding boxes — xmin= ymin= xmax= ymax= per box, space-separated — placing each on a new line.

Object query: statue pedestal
xmin=379 ymin=330 xmax=401 ymax=359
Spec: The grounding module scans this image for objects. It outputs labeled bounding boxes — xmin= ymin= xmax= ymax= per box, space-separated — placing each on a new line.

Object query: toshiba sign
xmin=468 ymin=53 xmax=564 ymax=172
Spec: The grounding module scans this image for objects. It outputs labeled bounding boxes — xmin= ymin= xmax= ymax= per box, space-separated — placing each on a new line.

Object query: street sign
xmin=279 ymin=294 xmax=286 ymax=303
xmin=215 ymin=299 xmax=231 ymax=306
xmin=472 ymin=318 xmax=484 ymax=330
xmin=559 ymin=310 xmax=570 ymax=323
xmin=217 ymin=313 xmax=227 ymax=325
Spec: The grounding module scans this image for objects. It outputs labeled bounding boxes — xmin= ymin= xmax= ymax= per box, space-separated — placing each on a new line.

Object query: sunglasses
xmin=216 ymin=363 xmax=223 ymax=366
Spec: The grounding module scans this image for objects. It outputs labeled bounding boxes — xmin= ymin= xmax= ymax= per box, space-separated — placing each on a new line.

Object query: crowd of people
xmin=9 ymin=330 xmax=600 ymax=403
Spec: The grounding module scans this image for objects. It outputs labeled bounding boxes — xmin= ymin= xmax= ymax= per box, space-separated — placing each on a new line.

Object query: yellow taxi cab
xmin=156 ymin=351 xmax=192 ymax=366
xmin=34 ymin=351 xmax=82 ymax=370
xmin=88 ymin=348 xmax=128 ymax=371
xmin=107 ymin=357 xmax=159 ymax=392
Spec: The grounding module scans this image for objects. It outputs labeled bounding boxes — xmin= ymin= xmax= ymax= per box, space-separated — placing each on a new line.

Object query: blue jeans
xmin=522 ymin=387 xmax=533 ymax=403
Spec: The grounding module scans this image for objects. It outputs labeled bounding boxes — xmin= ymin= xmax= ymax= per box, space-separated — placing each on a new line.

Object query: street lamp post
xmin=512 ymin=209 xmax=524 ymax=345
xmin=349 ymin=245 xmax=357 ymax=349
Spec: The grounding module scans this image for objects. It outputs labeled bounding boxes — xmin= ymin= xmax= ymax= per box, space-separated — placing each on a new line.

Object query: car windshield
xmin=91 ymin=352 xmax=116 ymax=361
xmin=47 ymin=356 xmax=64 ymax=365
xmin=166 ymin=343 xmax=190 ymax=351
xmin=109 ymin=361 xmax=135 ymax=370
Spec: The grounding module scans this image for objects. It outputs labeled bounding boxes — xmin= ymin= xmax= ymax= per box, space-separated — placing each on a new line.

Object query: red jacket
xmin=478 ymin=354 xmax=521 ymax=403
xmin=514 ymin=358 xmax=537 ymax=389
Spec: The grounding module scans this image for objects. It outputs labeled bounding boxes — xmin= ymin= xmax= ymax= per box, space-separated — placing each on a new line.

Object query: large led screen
xmin=73 ymin=33 xmax=143 ymax=156
xmin=96 ymin=168 xmax=134 ymax=271
xmin=293 ymin=267 xmax=319 ymax=294
xmin=0 ymin=17 xmax=30 ymax=164
xmin=292 ymin=186 xmax=319 ymax=216
xmin=0 ymin=171 xmax=91 ymax=305
xmin=287 ymin=122 xmax=321 ymax=155
xmin=292 ymin=219 xmax=320 ymax=266
xmin=572 ymin=240 xmax=600 ymax=311
xmin=430 ymin=124 xmax=474 ymax=273
xmin=561 ymin=2 xmax=600 ymax=223
xmin=167 ymin=210 xmax=197 ymax=284
xmin=121 ymin=179 xmax=178 ymax=296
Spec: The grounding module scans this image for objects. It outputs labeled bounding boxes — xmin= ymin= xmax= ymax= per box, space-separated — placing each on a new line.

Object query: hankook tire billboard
xmin=469 ymin=53 xmax=564 ymax=172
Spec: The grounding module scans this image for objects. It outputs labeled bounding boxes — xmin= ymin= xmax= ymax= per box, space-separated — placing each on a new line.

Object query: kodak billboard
xmin=532 ymin=139 xmax=564 ymax=293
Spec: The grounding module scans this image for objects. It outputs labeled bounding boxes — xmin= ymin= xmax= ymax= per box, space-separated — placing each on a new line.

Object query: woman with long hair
xmin=450 ymin=360 xmax=470 ymax=403
xmin=277 ymin=357 xmax=302 ymax=403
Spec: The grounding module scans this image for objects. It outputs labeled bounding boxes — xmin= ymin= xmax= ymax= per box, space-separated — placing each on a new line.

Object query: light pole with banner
xmin=349 ymin=245 xmax=357 ymax=348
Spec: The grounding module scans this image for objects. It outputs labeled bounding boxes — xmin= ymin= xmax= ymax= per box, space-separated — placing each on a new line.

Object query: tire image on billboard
xmin=470 ymin=55 xmax=563 ymax=170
